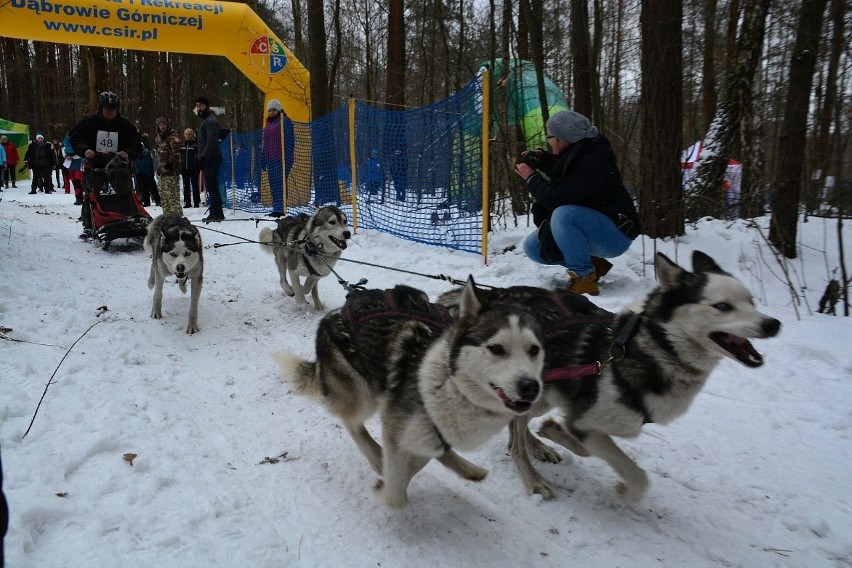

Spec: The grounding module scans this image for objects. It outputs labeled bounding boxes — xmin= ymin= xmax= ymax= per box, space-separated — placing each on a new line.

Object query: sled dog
xmin=145 ymin=213 xmax=204 ymax=334
xmin=274 ymin=277 xmax=546 ymax=510
xmin=439 ymin=251 xmax=781 ymax=503
xmin=259 ymin=206 xmax=351 ymax=310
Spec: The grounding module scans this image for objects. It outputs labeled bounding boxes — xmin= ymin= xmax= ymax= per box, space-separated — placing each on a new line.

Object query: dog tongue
xmin=494 ymin=387 xmax=533 ymax=414
xmin=712 ymin=333 xmax=764 ymax=367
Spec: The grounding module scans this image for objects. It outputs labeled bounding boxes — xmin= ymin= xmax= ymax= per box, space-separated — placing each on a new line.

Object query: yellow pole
xmin=480 ymin=68 xmax=491 ymax=263
xmin=348 ymin=96 xmax=359 ymax=232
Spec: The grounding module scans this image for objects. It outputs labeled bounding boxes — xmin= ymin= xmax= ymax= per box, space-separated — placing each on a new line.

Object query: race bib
xmin=96 ymin=130 xmax=117 ymax=154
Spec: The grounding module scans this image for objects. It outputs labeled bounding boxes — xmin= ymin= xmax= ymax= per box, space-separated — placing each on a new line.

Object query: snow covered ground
xmin=1 ymin=180 xmax=850 ymax=567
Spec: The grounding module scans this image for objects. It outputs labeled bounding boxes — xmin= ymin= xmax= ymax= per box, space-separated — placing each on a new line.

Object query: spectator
xmin=360 ymin=148 xmax=387 ymax=204
xmin=24 ymin=132 xmax=56 ymax=194
xmin=134 ymin=142 xmax=157 ymax=207
xmin=0 ymin=142 xmax=5 ymax=191
xmin=154 ymin=116 xmax=183 ymax=216
xmin=180 ymin=128 xmax=201 ymax=208
xmin=390 ymin=147 xmax=408 ymax=202
xmin=69 ymin=90 xmax=141 ymax=238
xmin=62 ymin=132 xmax=85 ymax=205
xmin=51 ymin=138 xmax=66 ymax=189
xmin=262 ymin=99 xmax=295 ymax=217
xmin=515 ymin=110 xmax=640 ymax=296
xmin=0 ymin=135 xmax=20 ymax=189
xmin=194 ymin=95 xmax=225 ymax=223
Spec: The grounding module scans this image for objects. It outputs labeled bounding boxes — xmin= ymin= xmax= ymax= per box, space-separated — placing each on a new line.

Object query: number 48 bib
xmin=96 ymin=130 xmax=117 ymax=154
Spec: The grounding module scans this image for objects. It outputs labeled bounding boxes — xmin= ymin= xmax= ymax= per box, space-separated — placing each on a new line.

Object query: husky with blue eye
xmin=144 ymin=213 xmax=204 ymax=334
xmin=274 ymin=277 xmax=546 ymax=510
xmin=439 ymin=251 xmax=782 ymax=504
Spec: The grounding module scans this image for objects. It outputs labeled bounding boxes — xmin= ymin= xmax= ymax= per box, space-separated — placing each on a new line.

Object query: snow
xmin=1 ymin=180 xmax=851 ymax=568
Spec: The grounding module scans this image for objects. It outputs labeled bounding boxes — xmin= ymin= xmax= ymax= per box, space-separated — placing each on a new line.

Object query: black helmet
xmin=99 ymin=91 xmax=120 ymax=109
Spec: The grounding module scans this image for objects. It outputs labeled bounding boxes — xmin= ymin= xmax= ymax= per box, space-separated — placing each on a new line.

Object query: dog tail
xmin=271 ymin=352 xmax=322 ymax=397
xmin=258 ymin=227 xmax=275 ymax=255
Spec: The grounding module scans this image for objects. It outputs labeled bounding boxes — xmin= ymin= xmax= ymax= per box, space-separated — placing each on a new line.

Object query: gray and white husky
xmin=439 ymin=251 xmax=781 ymax=503
xmin=144 ymin=213 xmax=204 ymax=334
xmin=258 ymin=206 xmax=351 ymax=310
xmin=274 ymin=277 xmax=545 ymax=510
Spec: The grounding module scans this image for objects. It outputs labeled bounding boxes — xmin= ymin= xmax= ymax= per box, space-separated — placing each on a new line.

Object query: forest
xmin=1 ymin=0 xmax=850 ymax=257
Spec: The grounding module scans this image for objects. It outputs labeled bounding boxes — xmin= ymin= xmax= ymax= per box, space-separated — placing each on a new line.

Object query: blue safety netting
xmin=215 ymin=75 xmax=485 ymax=254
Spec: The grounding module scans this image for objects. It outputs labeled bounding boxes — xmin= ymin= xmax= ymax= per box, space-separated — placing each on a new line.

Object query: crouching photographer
xmin=514 ymin=110 xmax=640 ymax=296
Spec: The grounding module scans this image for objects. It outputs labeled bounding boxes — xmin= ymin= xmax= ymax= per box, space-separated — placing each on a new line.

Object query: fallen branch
xmin=22 ymin=320 xmax=104 ymax=440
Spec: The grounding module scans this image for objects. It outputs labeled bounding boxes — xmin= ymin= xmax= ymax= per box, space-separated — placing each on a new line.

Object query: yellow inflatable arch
xmin=0 ymin=0 xmax=311 ymax=121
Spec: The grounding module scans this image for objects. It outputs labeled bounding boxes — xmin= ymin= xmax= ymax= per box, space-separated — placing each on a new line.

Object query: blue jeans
xmin=523 ymin=205 xmax=633 ymax=275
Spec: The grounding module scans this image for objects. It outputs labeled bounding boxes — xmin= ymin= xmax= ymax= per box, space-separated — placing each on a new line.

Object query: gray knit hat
xmin=546 ymin=110 xmax=599 ymax=143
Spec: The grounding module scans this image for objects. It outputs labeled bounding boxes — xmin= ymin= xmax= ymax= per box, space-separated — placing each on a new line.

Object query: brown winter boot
xmin=566 ymin=271 xmax=600 ymax=296
xmin=590 ymin=256 xmax=613 ymax=279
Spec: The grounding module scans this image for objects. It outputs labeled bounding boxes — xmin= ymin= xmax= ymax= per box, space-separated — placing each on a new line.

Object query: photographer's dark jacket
xmin=526 ymin=136 xmax=640 ymax=246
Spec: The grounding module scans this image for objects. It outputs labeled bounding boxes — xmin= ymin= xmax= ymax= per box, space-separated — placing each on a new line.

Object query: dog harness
xmin=340 ymin=289 xmax=451 ymax=336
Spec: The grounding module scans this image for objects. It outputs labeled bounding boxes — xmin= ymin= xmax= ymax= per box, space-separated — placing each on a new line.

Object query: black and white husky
xmin=440 ymin=251 xmax=781 ymax=503
xmin=274 ymin=277 xmax=545 ymax=510
xmin=258 ymin=206 xmax=351 ymax=310
xmin=144 ymin=214 xmax=204 ymax=334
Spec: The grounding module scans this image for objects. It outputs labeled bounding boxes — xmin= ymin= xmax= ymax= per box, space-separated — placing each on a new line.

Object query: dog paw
xmin=531 ymin=479 xmax=557 ymax=500
xmin=372 ymin=479 xmax=407 ymax=510
xmin=615 ymin=472 xmax=649 ymax=504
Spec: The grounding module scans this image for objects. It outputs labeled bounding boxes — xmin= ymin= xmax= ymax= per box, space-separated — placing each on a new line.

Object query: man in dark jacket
xmin=69 ymin=91 xmax=141 ymax=238
xmin=24 ymin=132 xmax=56 ymax=194
xmin=515 ymin=110 xmax=640 ymax=296
xmin=194 ymin=95 xmax=225 ymax=222
xmin=180 ymin=128 xmax=201 ymax=208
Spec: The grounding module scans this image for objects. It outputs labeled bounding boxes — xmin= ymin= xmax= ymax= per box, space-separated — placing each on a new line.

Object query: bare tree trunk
xmin=328 ymin=0 xmax=342 ymax=99
xmin=769 ymin=0 xmax=829 ymax=258
xmin=291 ymin=0 xmax=304 ymax=59
xmin=385 ymin=0 xmax=405 ymax=110
xmin=517 ymin=0 xmax=529 ymax=60
xmin=307 ymin=0 xmax=330 ymax=118
xmin=570 ymin=0 xmax=593 ymax=116
xmin=810 ymin=0 xmax=844 ymax=212
xmin=725 ymin=0 xmax=740 ymax=72
xmin=688 ymin=0 xmax=770 ymax=220
xmin=701 ymin=0 xmax=718 ymax=132
xmin=85 ymin=47 xmax=107 ymax=113
xmin=639 ymin=0 xmax=683 ymax=238
xmin=520 ymin=0 xmax=550 ymax=126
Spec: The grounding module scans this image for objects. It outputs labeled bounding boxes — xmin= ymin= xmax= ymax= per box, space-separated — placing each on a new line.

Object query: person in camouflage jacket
xmin=154 ymin=116 xmax=183 ymax=216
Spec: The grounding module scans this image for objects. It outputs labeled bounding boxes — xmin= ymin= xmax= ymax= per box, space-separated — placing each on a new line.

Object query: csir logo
xmin=250 ymin=36 xmax=288 ymax=75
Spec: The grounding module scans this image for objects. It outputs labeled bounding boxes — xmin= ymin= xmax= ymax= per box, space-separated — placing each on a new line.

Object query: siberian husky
xmin=144 ymin=213 xmax=204 ymax=334
xmin=439 ymin=251 xmax=781 ymax=503
xmin=274 ymin=277 xmax=545 ymax=510
xmin=258 ymin=206 xmax=351 ymax=310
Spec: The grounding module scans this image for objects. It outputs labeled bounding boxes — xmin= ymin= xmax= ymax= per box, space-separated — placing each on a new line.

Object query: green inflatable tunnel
xmin=487 ymin=59 xmax=569 ymax=149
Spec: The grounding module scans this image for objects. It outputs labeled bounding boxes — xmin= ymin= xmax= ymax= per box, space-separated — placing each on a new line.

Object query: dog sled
xmin=84 ymin=154 xmax=152 ymax=250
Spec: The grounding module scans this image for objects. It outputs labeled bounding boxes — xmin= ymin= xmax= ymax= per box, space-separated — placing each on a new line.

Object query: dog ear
xmin=654 ymin=252 xmax=685 ymax=288
xmin=458 ymin=275 xmax=484 ymax=319
xmin=691 ymin=251 xmax=727 ymax=275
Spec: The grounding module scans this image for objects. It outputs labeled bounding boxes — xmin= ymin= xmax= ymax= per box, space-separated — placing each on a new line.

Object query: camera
xmin=519 ymin=149 xmax=547 ymax=171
